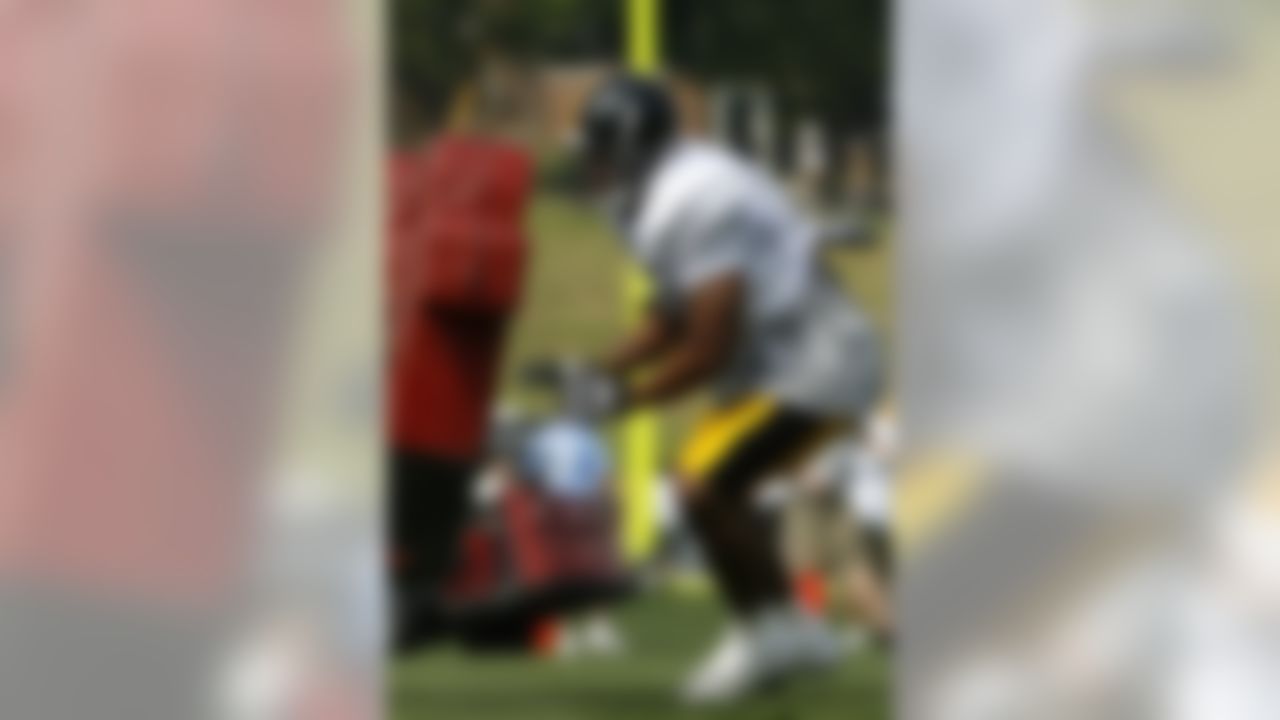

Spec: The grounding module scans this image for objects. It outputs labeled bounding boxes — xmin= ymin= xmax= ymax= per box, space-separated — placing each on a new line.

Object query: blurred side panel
xmin=899 ymin=0 xmax=1279 ymax=718
xmin=0 ymin=0 xmax=382 ymax=718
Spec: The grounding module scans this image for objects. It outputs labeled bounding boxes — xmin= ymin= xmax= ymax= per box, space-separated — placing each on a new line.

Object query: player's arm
xmin=600 ymin=304 xmax=681 ymax=375
xmin=624 ymin=272 xmax=743 ymax=407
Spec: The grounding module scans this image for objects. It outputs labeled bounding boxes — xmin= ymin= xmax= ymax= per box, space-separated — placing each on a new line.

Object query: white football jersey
xmin=618 ymin=141 xmax=881 ymax=417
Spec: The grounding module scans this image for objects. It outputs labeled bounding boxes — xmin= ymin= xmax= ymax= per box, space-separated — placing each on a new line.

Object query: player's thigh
xmin=675 ymin=395 xmax=840 ymax=501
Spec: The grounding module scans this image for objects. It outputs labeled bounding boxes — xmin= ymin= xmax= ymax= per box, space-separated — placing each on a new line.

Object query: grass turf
xmin=392 ymin=590 xmax=891 ymax=720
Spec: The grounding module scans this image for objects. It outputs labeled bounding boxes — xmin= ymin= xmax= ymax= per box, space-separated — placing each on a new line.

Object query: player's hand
xmin=521 ymin=357 xmax=628 ymax=424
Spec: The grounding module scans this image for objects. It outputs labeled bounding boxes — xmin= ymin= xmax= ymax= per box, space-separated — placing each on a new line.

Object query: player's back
xmin=629 ymin=141 xmax=818 ymax=323
xmin=626 ymin=141 xmax=882 ymax=419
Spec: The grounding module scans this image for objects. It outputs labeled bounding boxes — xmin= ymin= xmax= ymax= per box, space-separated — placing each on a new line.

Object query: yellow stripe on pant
xmin=676 ymin=396 xmax=781 ymax=483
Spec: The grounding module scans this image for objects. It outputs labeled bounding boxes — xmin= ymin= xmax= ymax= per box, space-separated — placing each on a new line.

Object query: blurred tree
xmin=391 ymin=0 xmax=619 ymax=143
xmin=668 ymin=0 xmax=886 ymax=146
xmin=390 ymin=0 xmax=469 ymax=142
xmin=391 ymin=0 xmax=884 ymax=148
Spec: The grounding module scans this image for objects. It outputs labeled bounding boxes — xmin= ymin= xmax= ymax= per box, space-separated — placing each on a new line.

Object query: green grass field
xmin=393 ymin=590 xmax=892 ymax=720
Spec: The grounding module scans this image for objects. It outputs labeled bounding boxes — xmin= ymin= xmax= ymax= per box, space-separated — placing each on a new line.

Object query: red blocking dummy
xmin=389 ymin=135 xmax=531 ymax=460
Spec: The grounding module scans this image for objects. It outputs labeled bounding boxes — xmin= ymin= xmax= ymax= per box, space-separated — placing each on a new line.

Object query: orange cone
xmin=531 ymin=616 xmax=561 ymax=657
xmin=794 ymin=570 xmax=827 ymax=616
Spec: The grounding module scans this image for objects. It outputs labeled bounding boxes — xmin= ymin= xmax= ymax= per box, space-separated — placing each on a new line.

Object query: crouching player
xmin=558 ymin=75 xmax=884 ymax=703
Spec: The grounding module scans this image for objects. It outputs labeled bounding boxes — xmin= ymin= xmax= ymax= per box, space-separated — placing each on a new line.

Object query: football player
xmin=559 ymin=75 xmax=884 ymax=703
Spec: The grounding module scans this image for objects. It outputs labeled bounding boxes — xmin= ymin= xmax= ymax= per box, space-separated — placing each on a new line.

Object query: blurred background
xmin=0 ymin=0 xmax=381 ymax=718
xmin=390 ymin=1 xmax=891 ymax=719
xmin=899 ymin=1 xmax=1280 ymax=718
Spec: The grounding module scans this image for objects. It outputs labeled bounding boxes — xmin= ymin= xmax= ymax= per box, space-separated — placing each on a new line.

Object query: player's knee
xmin=677 ymin=473 xmax=721 ymax=521
xmin=675 ymin=472 xmax=706 ymax=506
xmin=677 ymin=471 xmax=747 ymax=517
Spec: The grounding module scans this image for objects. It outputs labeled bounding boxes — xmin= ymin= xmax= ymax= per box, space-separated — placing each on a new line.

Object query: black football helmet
xmin=578 ymin=74 xmax=677 ymax=187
